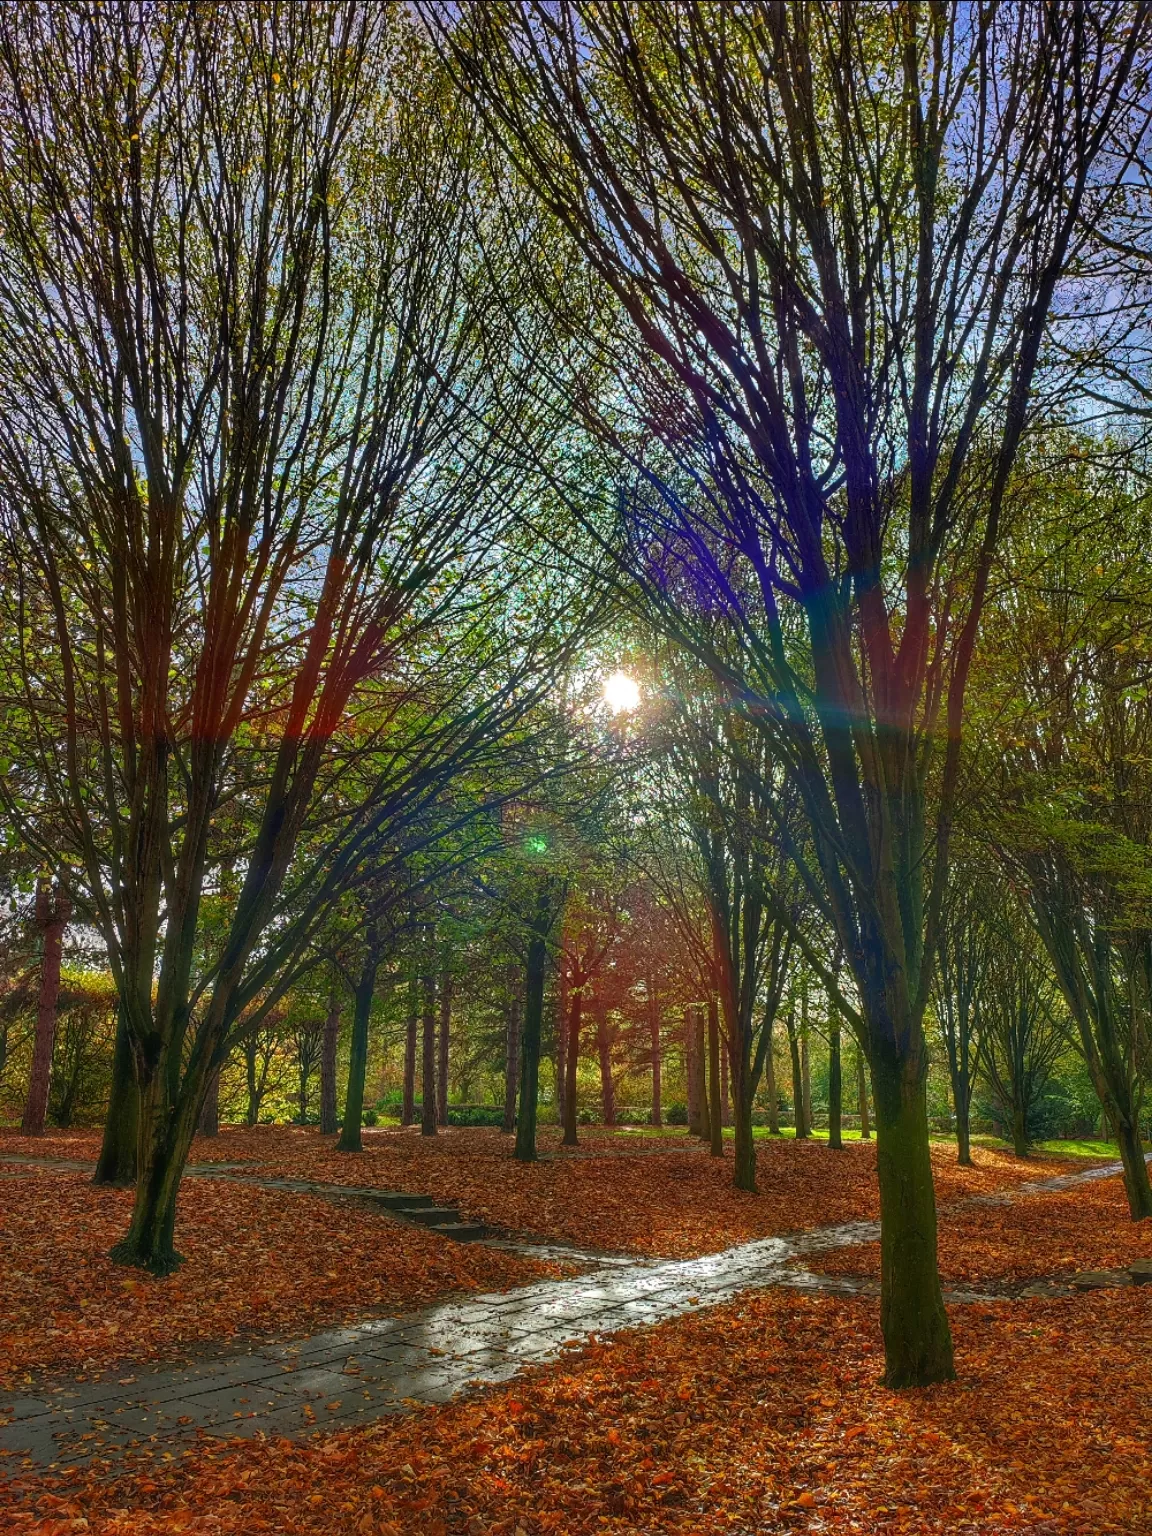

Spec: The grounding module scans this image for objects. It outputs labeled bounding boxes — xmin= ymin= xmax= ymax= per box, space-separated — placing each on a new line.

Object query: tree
xmin=0 ymin=6 xmax=584 ymax=1270
xmin=438 ymin=0 xmax=1148 ymax=1384
xmin=934 ymin=868 xmax=993 ymax=1166
xmin=20 ymin=879 xmax=69 ymax=1135
xmin=976 ymin=455 xmax=1152 ymax=1214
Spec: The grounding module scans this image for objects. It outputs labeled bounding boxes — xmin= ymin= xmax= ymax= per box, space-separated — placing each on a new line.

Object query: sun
xmin=603 ymin=670 xmax=641 ymax=714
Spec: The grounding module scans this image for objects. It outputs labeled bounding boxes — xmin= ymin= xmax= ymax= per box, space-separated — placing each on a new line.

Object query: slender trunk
xmin=857 ymin=1045 xmax=871 ymax=1140
xmin=244 ymin=1038 xmax=260 ymax=1127
xmin=707 ymin=995 xmax=723 ymax=1157
xmin=828 ymin=1014 xmax=843 ymax=1150
xmin=801 ymin=1020 xmax=813 ymax=1133
xmin=649 ymin=982 xmax=662 ymax=1127
xmin=720 ymin=1044 xmax=731 ymax=1128
xmin=21 ymin=880 xmax=68 ymax=1135
xmin=502 ymin=967 xmax=521 ymax=1134
xmin=597 ymin=1009 xmax=616 ymax=1126
xmin=562 ymin=987 xmax=582 ymax=1146
xmin=198 ymin=1068 xmax=220 ymax=1137
xmin=787 ymin=1011 xmax=808 ymax=1137
xmin=437 ymin=967 xmax=451 ymax=1128
xmin=1010 ymin=1101 xmax=1029 ymax=1158
xmin=338 ymin=932 xmax=379 ymax=1153
xmin=731 ymin=1046 xmax=757 ymax=1192
xmin=515 ymin=903 xmax=549 ymax=1163
xmin=871 ymin=1033 xmax=955 ymax=1388
xmin=764 ymin=1017 xmax=780 ymax=1134
xmin=320 ymin=995 xmax=340 ymax=1136
xmin=686 ymin=1004 xmax=703 ymax=1136
xmin=298 ymin=1052 xmax=310 ymax=1124
xmin=696 ymin=1005 xmax=711 ymax=1144
xmin=421 ymin=965 xmax=437 ymax=1137
xmin=953 ymin=1063 xmax=971 ymax=1165
xmin=94 ymin=1005 xmax=138 ymax=1186
xmin=402 ymin=969 xmax=417 ymax=1127
xmin=1116 ymin=1113 xmax=1152 ymax=1220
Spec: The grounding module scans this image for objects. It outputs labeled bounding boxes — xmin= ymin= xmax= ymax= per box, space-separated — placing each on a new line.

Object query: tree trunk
xmin=828 ymin=1014 xmax=843 ymax=1150
xmin=94 ymin=1005 xmax=138 ymax=1187
xmin=502 ymin=968 xmax=521 ymax=1134
xmin=562 ymin=987 xmax=582 ymax=1146
xmin=320 ymin=994 xmax=340 ymax=1136
xmin=706 ymin=995 xmax=723 ymax=1157
xmin=437 ymin=966 xmax=451 ymax=1128
xmin=787 ymin=1012 xmax=808 ymax=1137
xmin=338 ymin=931 xmax=379 ymax=1153
xmin=696 ymin=1004 xmax=711 ymax=1145
xmin=857 ymin=1045 xmax=871 ymax=1140
xmin=198 ymin=1068 xmax=220 ymax=1137
xmin=515 ymin=903 xmax=549 ymax=1163
xmin=649 ymin=981 xmax=662 ymax=1127
xmin=110 ymin=1064 xmax=202 ymax=1274
xmin=764 ymin=1016 xmax=780 ymax=1134
xmin=686 ymin=1004 xmax=703 ymax=1137
xmin=597 ymin=1009 xmax=616 ymax=1126
xmin=421 ymin=965 xmax=437 ymax=1137
xmin=720 ymin=1044 xmax=731 ymax=1128
xmin=21 ymin=879 xmax=68 ymax=1136
xmin=731 ymin=1046 xmax=757 ymax=1192
xmin=801 ymin=1012 xmax=813 ymax=1133
xmin=952 ymin=1062 xmax=971 ymax=1165
xmin=871 ymin=1036 xmax=955 ymax=1388
xmin=402 ymin=969 xmax=417 ymax=1127
xmin=1010 ymin=1101 xmax=1029 ymax=1158
xmin=1115 ymin=1113 xmax=1152 ymax=1220
xmin=244 ymin=1037 xmax=261 ymax=1127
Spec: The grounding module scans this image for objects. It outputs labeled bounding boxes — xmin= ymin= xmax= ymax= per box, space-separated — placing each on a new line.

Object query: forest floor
xmin=0 ymin=1122 xmax=1086 ymax=1257
xmin=2 ymin=1127 xmax=1149 ymax=1534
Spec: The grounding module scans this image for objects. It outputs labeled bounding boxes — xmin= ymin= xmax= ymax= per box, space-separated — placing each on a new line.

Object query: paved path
xmin=0 ymin=1153 xmax=1142 ymax=1475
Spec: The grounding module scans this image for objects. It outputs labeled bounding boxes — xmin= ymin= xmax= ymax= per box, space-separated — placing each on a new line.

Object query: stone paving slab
xmin=0 ymin=1152 xmax=1139 ymax=1474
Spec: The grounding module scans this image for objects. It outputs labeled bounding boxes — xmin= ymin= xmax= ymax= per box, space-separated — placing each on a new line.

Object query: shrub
xmin=361 ymin=1108 xmax=378 ymax=1127
xmin=666 ymin=1102 xmax=688 ymax=1125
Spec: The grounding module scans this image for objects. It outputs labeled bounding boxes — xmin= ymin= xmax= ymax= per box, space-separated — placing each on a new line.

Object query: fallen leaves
xmin=4 ymin=1286 xmax=1150 ymax=1534
xmin=809 ymin=1172 xmax=1152 ymax=1286
xmin=0 ymin=1164 xmax=554 ymax=1388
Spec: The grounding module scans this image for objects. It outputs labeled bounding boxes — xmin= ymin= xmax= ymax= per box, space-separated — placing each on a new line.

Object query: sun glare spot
xmin=603 ymin=670 xmax=641 ymax=714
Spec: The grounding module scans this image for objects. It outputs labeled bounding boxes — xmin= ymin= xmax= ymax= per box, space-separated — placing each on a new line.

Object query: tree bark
xmin=763 ymin=1016 xmax=780 ymax=1135
xmin=562 ymin=986 xmax=582 ymax=1146
xmin=828 ymin=1014 xmax=843 ymax=1150
xmin=596 ymin=1008 xmax=616 ymax=1127
xmin=720 ymin=1042 xmax=731 ymax=1128
xmin=706 ymin=995 xmax=723 ymax=1157
xmin=686 ymin=1004 xmax=703 ymax=1137
xmin=696 ymin=1004 xmax=711 ymax=1145
xmin=437 ymin=965 xmax=451 ymax=1127
xmin=872 ymin=1033 xmax=955 ymax=1388
xmin=787 ymin=1011 xmax=808 ymax=1138
xmin=21 ymin=879 xmax=68 ymax=1135
xmin=800 ymin=991 xmax=813 ymax=1133
xmin=856 ymin=1045 xmax=871 ymax=1140
xmin=1116 ymin=1115 xmax=1152 ymax=1220
xmin=421 ymin=964 xmax=437 ymax=1138
xmin=1010 ymin=1102 xmax=1029 ymax=1158
xmin=648 ymin=980 xmax=662 ymax=1127
xmin=515 ymin=894 xmax=550 ymax=1163
xmin=110 ymin=1059 xmax=205 ymax=1274
xmin=320 ymin=995 xmax=340 ymax=1136
xmin=402 ymin=968 xmax=417 ymax=1128
xmin=94 ymin=1005 xmax=138 ymax=1186
xmin=338 ymin=927 xmax=380 ymax=1153
xmin=731 ymin=1043 xmax=757 ymax=1191
xmin=198 ymin=1068 xmax=220 ymax=1137
xmin=501 ymin=966 xmax=521 ymax=1134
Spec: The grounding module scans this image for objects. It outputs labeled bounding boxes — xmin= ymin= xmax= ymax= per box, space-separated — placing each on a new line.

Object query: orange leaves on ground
xmin=810 ymin=1173 xmax=1152 ymax=1286
xmin=136 ymin=1123 xmax=1083 ymax=1260
xmin=0 ymin=1164 xmax=552 ymax=1388
xmin=5 ymin=1287 xmax=1150 ymax=1534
